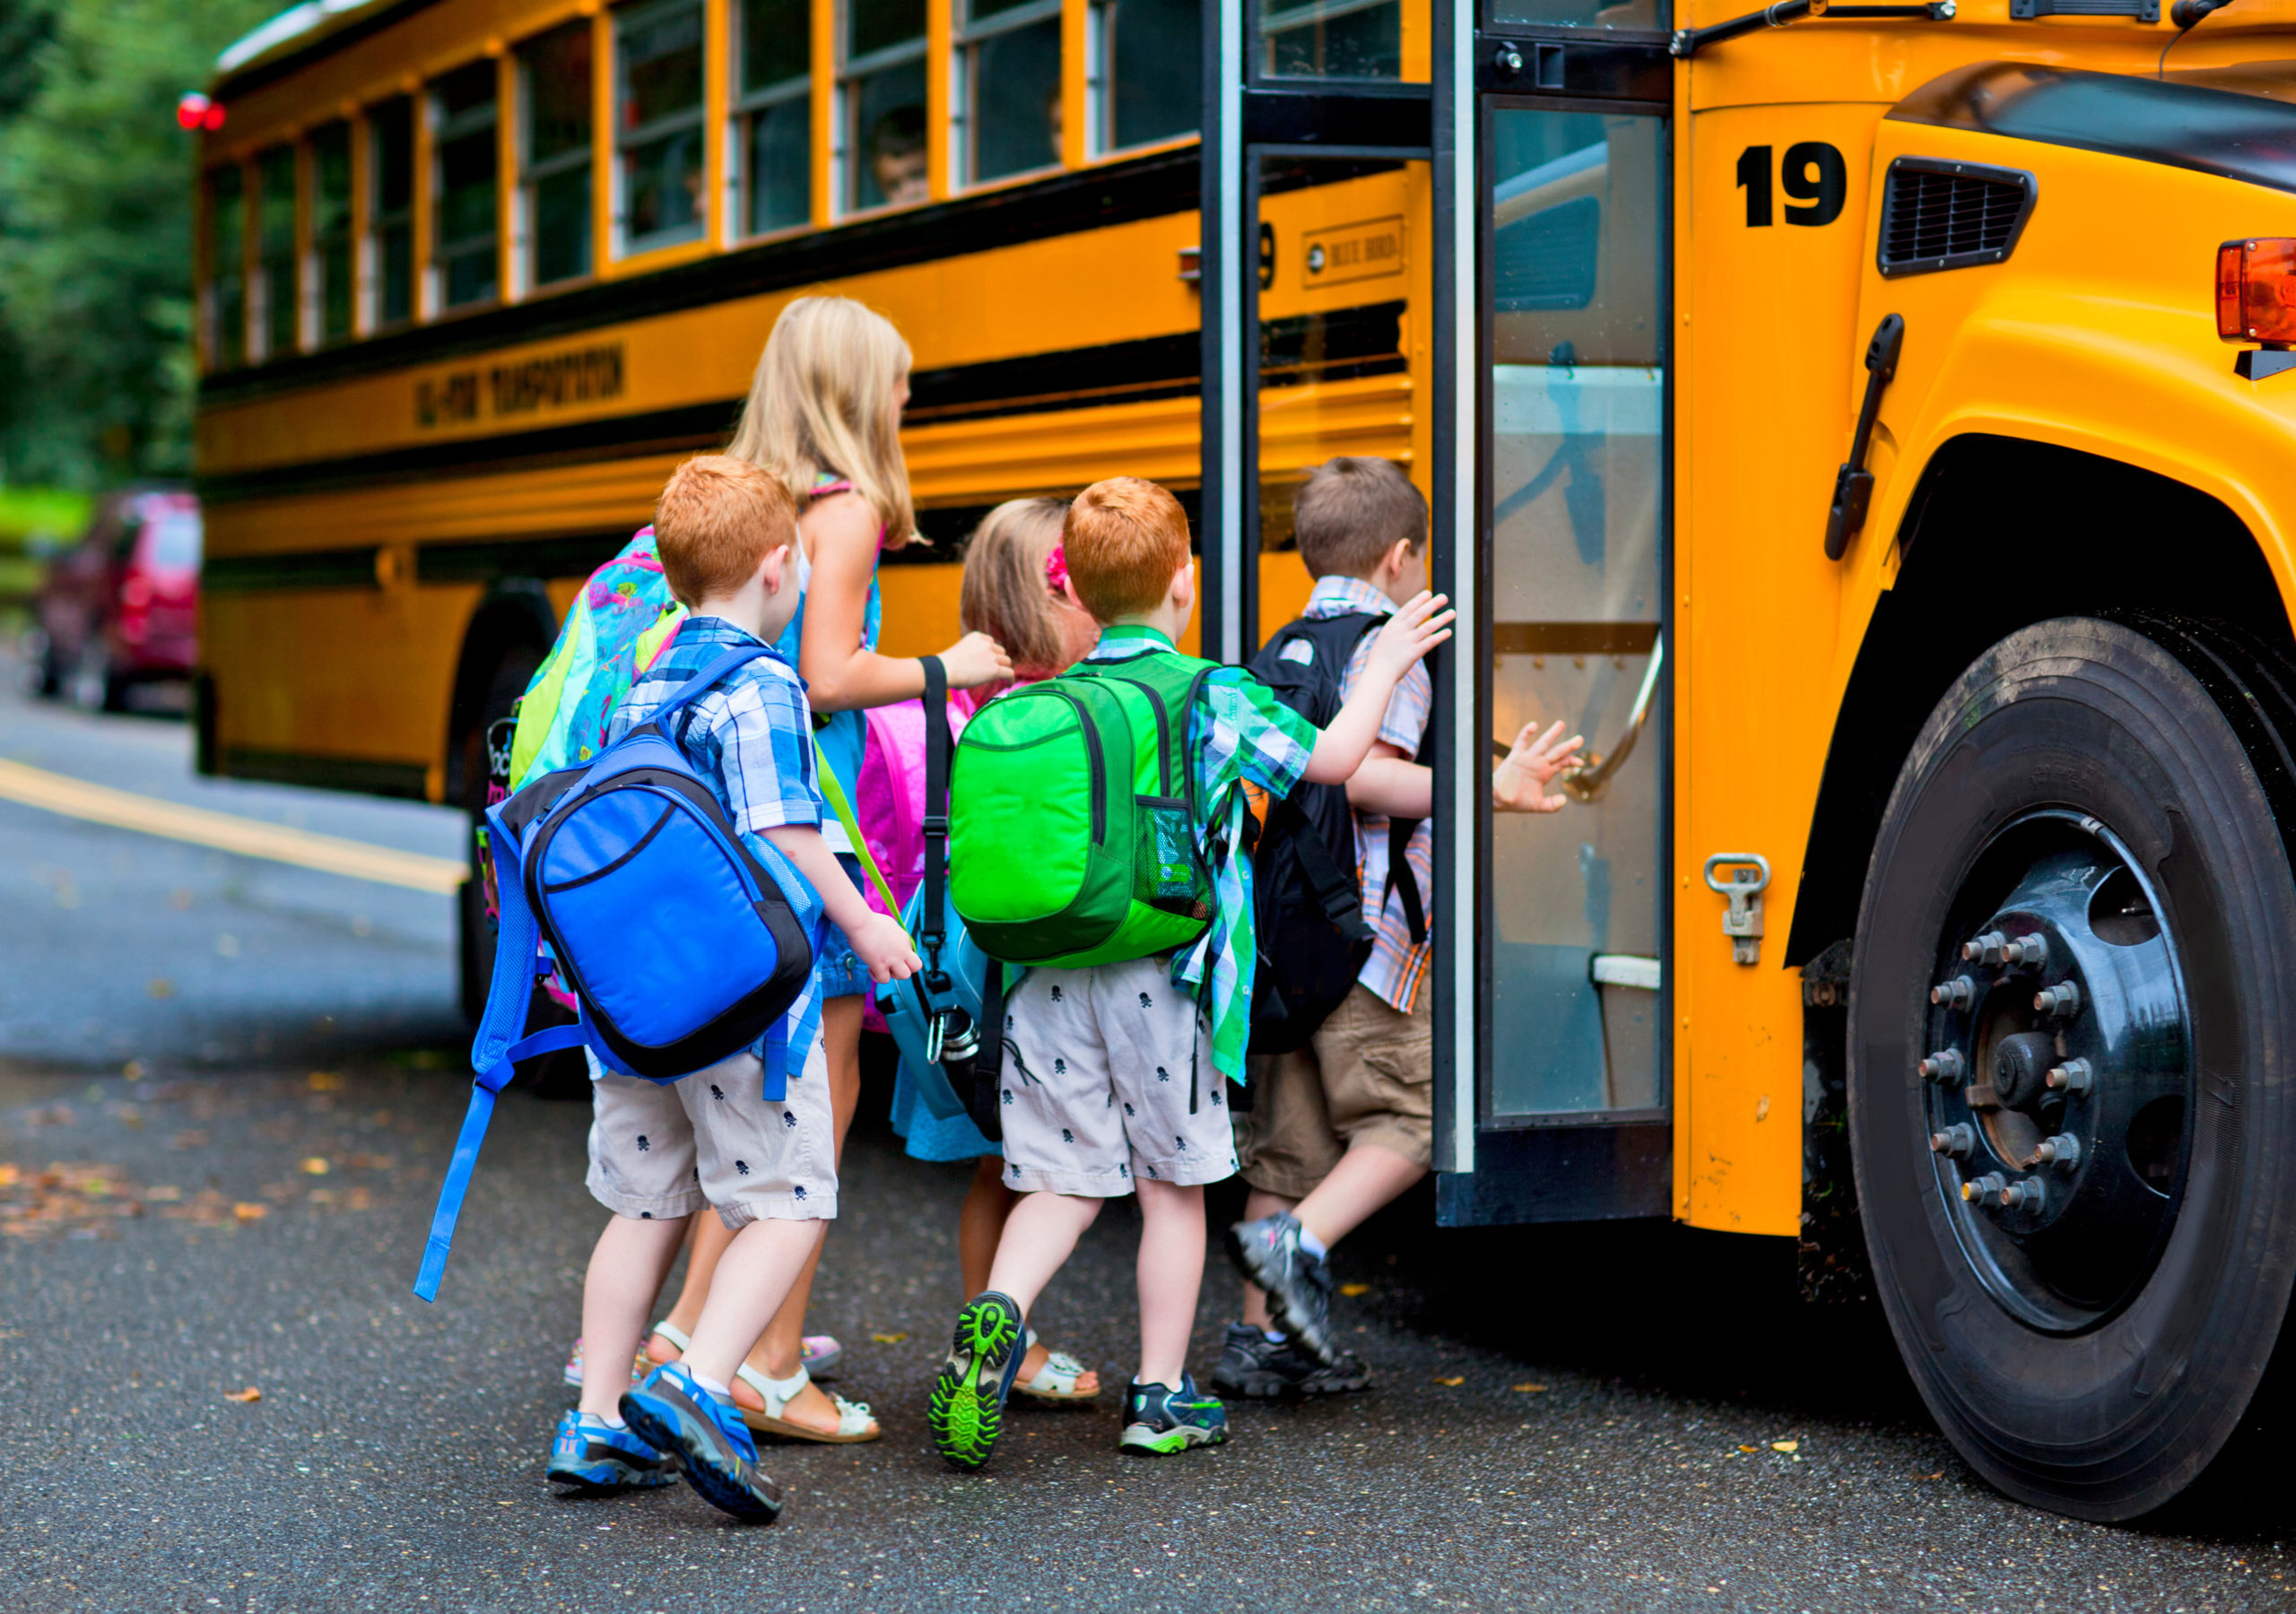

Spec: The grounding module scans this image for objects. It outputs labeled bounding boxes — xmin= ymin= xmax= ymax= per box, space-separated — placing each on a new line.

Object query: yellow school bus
xmin=196 ymin=0 xmax=2296 ymax=1519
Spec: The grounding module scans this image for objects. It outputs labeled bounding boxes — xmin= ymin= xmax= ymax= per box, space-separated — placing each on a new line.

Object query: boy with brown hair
xmin=925 ymin=475 xmax=1454 ymax=1464
xmin=548 ymin=455 xmax=918 ymax=1522
xmin=1220 ymin=456 xmax=1584 ymax=1397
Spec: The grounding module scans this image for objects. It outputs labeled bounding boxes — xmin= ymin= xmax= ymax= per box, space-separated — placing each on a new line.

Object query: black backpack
xmin=1244 ymin=612 xmax=1426 ymax=1056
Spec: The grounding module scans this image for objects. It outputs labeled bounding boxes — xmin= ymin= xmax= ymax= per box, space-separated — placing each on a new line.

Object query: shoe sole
xmin=545 ymin=1457 xmax=674 ymax=1495
xmin=1225 ymin=1226 xmax=1341 ymax=1367
xmin=620 ymin=1387 xmax=783 ymax=1523
xmin=927 ymin=1292 xmax=1024 ymax=1471
xmin=1118 ymin=1421 xmax=1229 ymax=1455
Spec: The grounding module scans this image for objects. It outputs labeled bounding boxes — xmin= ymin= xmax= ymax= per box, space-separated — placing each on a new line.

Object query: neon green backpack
xmin=949 ymin=649 xmax=1218 ymax=967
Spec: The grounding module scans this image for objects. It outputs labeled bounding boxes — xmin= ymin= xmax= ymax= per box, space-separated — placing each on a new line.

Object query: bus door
xmin=1428 ymin=11 xmax=1673 ymax=1224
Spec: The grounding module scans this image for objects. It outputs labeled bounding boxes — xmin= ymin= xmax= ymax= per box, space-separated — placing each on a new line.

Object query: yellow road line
xmin=0 ymin=757 xmax=466 ymax=894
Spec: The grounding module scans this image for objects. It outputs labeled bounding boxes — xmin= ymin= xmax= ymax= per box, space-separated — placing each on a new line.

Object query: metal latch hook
xmin=1703 ymin=852 xmax=1771 ymax=966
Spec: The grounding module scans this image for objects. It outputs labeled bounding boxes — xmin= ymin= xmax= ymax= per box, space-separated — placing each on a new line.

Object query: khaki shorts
xmin=996 ymin=955 xmax=1241 ymax=1197
xmin=585 ymin=1037 xmax=836 ymax=1227
xmin=1234 ymin=983 xmax=1431 ymax=1200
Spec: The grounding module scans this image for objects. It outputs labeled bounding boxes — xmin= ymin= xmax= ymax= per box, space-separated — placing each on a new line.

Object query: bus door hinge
xmin=1823 ymin=313 xmax=1905 ymax=560
xmin=1704 ymin=854 xmax=1772 ymax=966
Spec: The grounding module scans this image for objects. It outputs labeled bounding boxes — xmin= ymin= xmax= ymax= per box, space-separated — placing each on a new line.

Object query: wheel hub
xmin=1919 ymin=812 xmax=2194 ymax=1332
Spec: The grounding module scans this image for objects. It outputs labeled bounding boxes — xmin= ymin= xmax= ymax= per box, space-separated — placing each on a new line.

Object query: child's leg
xmin=960 ymin=1155 xmax=1015 ymax=1296
xmin=679 ymin=1217 xmax=831 ymax=1389
xmin=1135 ymin=1178 xmax=1206 ymax=1388
xmin=985 ymin=1189 xmax=1104 ymax=1312
xmin=650 ymin=1214 xmax=729 ymax=1359
xmin=1292 ymin=1140 xmax=1425 ymax=1247
xmin=578 ymin=1212 xmax=691 ymax=1423
xmin=1238 ymin=1188 xmax=1299 ymax=1331
xmin=1231 ymin=1044 xmax=1342 ymax=1328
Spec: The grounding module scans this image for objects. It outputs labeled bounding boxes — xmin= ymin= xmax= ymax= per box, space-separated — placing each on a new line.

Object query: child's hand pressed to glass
xmin=1492 ymin=718 xmax=1587 ymax=814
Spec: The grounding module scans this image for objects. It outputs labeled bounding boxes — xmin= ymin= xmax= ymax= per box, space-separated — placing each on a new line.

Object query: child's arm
xmin=762 ymin=824 xmax=921 ymax=984
xmin=1345 ymin=719 xmax=1586 ymax=817
xmin=1300 ymin=591 xmax=1455 ymax=785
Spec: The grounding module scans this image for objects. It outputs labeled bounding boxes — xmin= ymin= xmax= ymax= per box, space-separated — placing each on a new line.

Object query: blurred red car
xmin=30 ymin=489 xmax=203 ymax=710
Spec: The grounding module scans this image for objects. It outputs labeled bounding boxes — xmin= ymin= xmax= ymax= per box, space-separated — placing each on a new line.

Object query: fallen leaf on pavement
xmin=122 ymin=1061 xmax=145 ymax=1081
xmin=1339 ymin=1282 xmax=1371 ymax=1297
xmin=144 ymin=1185 xmax=181 ymax=1202
xmin=299 ymin=1158 xmax=330 ymax=1176
xmin=146 ymin=979 xmax=175 ymax=1000
xmin=232 ymin=1202 xmax=269 ymax=1221
xmin=0 ymin=1166 xmax=16 ymax=1188
xmin=872 ymin=1332 xmax=907 ymax=1344
xmin=224 ymin=1387 xmax=262 ymax=1403
xmin=1511 ymin=1384 xmax=1548 ymax=1393
xmin=308 ymin=1072 xmax=343 ymax=1091
xmin=1771 ymin=1440 xmax=1799 ymax=1453
xmin=1434 ymin=1375 xmax=1465 ymax=1386
xmin=1737 ymin=1445 xmax=1760 ymax=1453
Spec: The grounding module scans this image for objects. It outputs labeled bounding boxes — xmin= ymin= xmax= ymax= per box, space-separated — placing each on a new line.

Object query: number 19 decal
xmin=1735 ymin=143 xmax=1848 ymax=228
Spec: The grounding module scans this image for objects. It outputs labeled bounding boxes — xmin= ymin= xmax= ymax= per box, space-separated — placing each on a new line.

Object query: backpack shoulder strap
xmin=645 ymin=642 xmax=774 ymax=731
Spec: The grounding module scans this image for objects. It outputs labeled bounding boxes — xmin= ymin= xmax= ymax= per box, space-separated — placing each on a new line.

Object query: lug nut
xmin=2000 ymin=1177 xmax=2047 ymax=1210
xmin=1961 ymin=1172 xmax=2007 ymax=1204
xmin=2045 ymin=1058 xmax=2095 ymax=1096
xmin=1962 ymin=930 xmax=2008 ymax=966
xmin=2034 ymin=980 xmax=2083 ymax=1017
xmin=1930 ymin=1123 xmax=1977 ymax=1158
xmin=2034 ymin=1132 xmax=2083 ymax=1170
xmin=1918 ymin=1048 xmax=1967 ymax=1083
xmin=1931 ymin=976 xmax=1977 ymax=1011
xmin=2003 ymin=934 xmax=2050 ymax=971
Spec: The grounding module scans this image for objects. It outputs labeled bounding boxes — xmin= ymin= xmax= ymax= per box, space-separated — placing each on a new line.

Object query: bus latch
xmin=1704 ymin=853 xmax=1772 ymax=965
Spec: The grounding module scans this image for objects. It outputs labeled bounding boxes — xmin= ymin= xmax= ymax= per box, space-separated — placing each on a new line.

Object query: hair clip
xmin=1045 ymin=542 xmax=1070 ymax=595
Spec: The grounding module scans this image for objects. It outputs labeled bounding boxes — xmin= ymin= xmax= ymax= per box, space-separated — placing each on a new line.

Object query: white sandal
xmin=647 ymin=1318 xmax=844 ymax=1379
xmin=735 ymin=1364 xmax=881 ymax=1444
xmin=1013 ymin=1328 xmax=1100 ymax=1402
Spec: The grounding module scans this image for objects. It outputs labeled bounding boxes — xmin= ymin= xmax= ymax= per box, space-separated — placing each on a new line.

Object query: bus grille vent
xmin=1878 ymin=159 xmax=2037 ymax=278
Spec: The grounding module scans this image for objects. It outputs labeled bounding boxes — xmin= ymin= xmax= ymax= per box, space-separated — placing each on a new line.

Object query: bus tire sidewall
xmin=1848 ymin=615 xmax=2296 ymax=1522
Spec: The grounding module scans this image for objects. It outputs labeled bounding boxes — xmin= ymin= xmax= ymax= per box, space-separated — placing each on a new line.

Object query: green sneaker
xmin=1118 ymin=1373 xmax=1229 ymax=1456
xmin=927 ymin=1290 xmax=1026 ymax=1471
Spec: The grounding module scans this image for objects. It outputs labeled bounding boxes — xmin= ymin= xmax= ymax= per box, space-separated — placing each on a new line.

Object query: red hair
xmin=1064 ymin=477 xmax=1190 ymax=623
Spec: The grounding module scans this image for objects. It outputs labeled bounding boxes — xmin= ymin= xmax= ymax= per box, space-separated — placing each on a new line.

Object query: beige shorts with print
xmin=1234 ymin=982 xmax=1431 ymax=1200
xmin=585 ymin=1037 xmax=835 ymax=1227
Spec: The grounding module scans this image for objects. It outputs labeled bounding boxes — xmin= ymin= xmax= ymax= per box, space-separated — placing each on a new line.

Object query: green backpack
xmin=949 ymin=648 xmax=1219 ymax=968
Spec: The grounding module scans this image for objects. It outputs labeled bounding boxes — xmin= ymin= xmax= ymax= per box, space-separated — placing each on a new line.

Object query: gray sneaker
xmin=1208 ymin=1322 xmax=1370 ymax=1400
xmin=1226 ymin=1212 xmax=1339 ymax=1365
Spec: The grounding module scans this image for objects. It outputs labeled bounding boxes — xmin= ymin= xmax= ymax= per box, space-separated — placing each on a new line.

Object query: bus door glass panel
xmin=1482 ymin=0 xmax=1665 ymax=31
xmin=1484 ymin=108 xmax=1664 ymax=1118
xmin=1252 ymin=155 xmax=1423 ymax=644
xmin=1256 ymin=0 xmax=1405 ymax=79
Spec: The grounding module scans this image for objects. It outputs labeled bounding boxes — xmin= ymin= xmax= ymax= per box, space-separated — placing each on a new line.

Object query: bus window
xmin=1098 ymin=0 xmax=1199 ymax=151
xmin=736 ymin=0 xmax=812 ymax=235
xmin=843 ymin=0 xmax=928 ymax=210
xmin=522 ymin=20 xmax=595 ymax=286
xmin=257 ymin=145 xmax=299 ymax=360
xmin=1484 ymin=0 xmax=1663 ymax=30
xmin=1485 ymin=108 xmax=1665 ymax=1118
xmin=956 ymin=0 xmax=1062 ymax=185
xmin=1257 ymin=0 xmax=1401 ymax=80
xmin=617 ymin=0 xmax=708 ymax=253
xmin=310 ymin=122 xmax=353 ymax=343
xmin=205 ymin=165 xmax=245 ymax=369
xmin=432 ymin=62 xmax=500 ymax=309
xmin=370 ymin=95 xmax=416 ymax=328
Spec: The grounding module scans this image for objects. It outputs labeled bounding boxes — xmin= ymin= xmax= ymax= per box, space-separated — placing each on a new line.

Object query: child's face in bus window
xmin=874 ymin=146 xmax=928 ymax=205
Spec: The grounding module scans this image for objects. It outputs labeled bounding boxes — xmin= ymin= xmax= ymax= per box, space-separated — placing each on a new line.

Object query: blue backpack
xmin=415 ymin=643 xmax=820 ymax=1302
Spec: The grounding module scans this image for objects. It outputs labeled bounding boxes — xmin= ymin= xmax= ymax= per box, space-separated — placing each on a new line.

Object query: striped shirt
xmin=1303 ymin=576 xmax=1434 ymax=1013
xmin=608 ymin=615 xmax=829 ymax=1071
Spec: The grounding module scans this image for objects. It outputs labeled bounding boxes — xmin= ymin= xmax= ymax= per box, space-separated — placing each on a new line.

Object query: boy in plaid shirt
xmin=926 ymin=476 xmax=1452 ymax=1465
xmin=1222 ymin=456 xmax=1584 ymax=1397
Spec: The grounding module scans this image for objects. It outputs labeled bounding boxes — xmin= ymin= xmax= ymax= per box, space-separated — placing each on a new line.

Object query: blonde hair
xmin=1065 ymin=477 xmax=1190 ymax=623
xmin=960 ymin=497 xmax=1070 ymax=674
xmin=654 ymin=456 xmax=800 ymax=606
xmin=726 ymin=295 xmax=917 ymax=547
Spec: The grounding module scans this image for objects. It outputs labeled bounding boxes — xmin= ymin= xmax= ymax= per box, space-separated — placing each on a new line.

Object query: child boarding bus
xmin=194 ymin=0 xmax=2296 ymax=1521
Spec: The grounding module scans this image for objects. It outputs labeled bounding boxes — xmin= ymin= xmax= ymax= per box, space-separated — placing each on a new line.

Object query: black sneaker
xmin=1208 ymin=1322 xmax=1370 ymax=1400
xmin=1227 ymin=1211 xmax=1339 ymax=1364
xmin=1118 ymin=1373 xmax=1228 ymax=1455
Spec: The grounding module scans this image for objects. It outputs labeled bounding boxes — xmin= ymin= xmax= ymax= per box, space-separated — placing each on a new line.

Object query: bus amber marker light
xmin=2216 ymin=238 xmax=2296 ymax=378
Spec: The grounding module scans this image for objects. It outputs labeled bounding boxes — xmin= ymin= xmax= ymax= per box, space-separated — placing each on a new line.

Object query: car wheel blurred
xmin=22 ymin=627 xmax=60 ymax=698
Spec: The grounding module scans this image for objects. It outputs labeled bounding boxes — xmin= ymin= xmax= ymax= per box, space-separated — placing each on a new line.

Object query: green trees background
xmin=0 ymin=0 xmax=274 ymax=490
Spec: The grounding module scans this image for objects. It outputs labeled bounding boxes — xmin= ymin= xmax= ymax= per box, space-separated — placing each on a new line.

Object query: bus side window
xmin=955 ymin=0 xmax=1062 ymax=186
xmin=1256 ymin=0 xmax=1401 ymax=81
xmin=205 ymin=165 xmax=246 ymax=369
xmin=843 ymin=0 xmax=928 ymax=211
xmin=736 ymin=0 xmax=813 ymax=235
xmin=1097 ymin=0 xmax=1200 ymax=152
xmin=369 ymin=96 xmax=416 ymax=329
xmin=432 ymin=62 xmax=501 ymax=310
xmin=311 ymin=122 xmax=354 ymax=344
xmin=256 ymin=144 xmax=299 ymax=360
xmin=522 ymin=20 xmax=596 ymax=287
xmin=617 ymin=0 xmax=709 ymax=254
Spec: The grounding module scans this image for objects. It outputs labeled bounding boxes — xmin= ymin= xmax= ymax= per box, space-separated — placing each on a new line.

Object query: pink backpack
xmin=854 ymin=698 xmax=968 ymax=1031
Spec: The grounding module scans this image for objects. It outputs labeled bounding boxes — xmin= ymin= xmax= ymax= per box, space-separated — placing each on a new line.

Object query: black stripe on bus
xmin=197 ymin=148 xmax=1204 ymax=409
xmin=196 ymin=304 xmax=1405 ymax=507
xmin=221 ymin=747 xmax=432 ymax=800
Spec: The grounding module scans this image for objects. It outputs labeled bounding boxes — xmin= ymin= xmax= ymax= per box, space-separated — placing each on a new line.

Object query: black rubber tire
xmin=1849 ymin=616 xmax=2296 ymax=1521
xmin=457 ymin=643 xmax=542 ymax=1027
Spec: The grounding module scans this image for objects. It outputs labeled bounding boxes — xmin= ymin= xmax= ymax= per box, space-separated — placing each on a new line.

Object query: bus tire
xmin=457 ymin=640 xmax=542 ymax=1026
xmin=1848 ymin=614 xmax=2296 ymax=1521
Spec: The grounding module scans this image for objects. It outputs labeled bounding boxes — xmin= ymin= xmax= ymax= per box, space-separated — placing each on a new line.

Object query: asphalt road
xmin=1 ymin=665 xmax=2290 ymax=1612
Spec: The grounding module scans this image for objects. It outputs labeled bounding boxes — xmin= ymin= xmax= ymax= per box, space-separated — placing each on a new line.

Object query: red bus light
xmin=2217 ymin=238 xmax=2296 ymax=343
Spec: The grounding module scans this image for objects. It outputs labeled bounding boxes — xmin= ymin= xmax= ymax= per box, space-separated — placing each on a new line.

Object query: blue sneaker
xmin=926 ymin=1290 xmax=1027 ymax=1471
xmin=619 ymin=1362 xmax=785 ymax=1523
xmin=545 ymin=1410 xmax=676 ymax=1493
xmin=1119 ymin=1373 xmax=1229 ymax=1456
